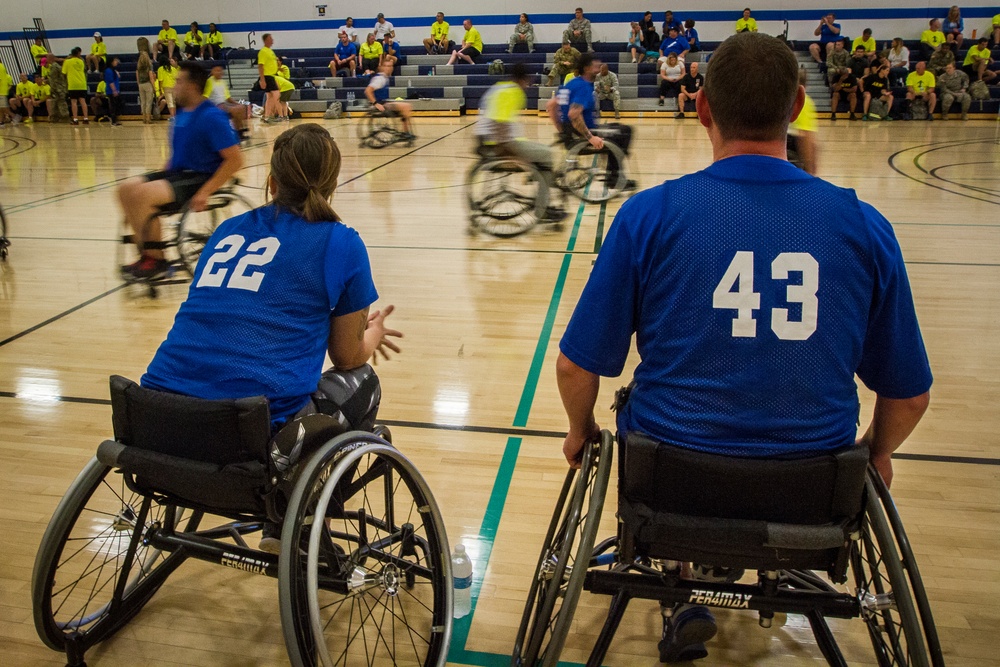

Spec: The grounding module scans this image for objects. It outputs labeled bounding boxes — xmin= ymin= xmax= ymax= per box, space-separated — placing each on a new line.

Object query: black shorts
xmin=279 ymin=89 xmax=293 ymax=102
xmin=263 ymin=75 xmax=278 ymax=92
xmin=68 ymin=89 xmax=88 ymax=100
xmin=460 ymin=46 xmax=481 ymax=62
xmin=144 ymin=170 xmax=213 ymax=209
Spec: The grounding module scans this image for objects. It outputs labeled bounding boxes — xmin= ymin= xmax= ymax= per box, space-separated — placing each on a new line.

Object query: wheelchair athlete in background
xmin=556 ymin=32 xmax=930 ymax=663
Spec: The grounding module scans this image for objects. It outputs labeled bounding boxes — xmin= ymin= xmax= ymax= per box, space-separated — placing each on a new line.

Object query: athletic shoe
xmin=82 ymin=118 xmax=90 ymax=124
xmin=614 ymin=110 xmax=620 ymax=120
xmin=541 ymin=206 xmax=569 ymax=223
xmin=23 ymin=117 xmax=32 ymax=124
xmin=120 ymin=257 xmax=145 ymax=276
xmin=674 ymin=111 xmax=684 ymax=119
xmin=961 ymin=112 xmax=968 ymax=120
xmin=259 ymin=522 xmax=281 ymax=555
xmin=71 ymin=118 xmax=79 ymax=125
xmin=830 ymin=112 xmax=836 ymax=120
xmin=941 ymin=113 xmax=949 ymax=121
xmin=849 ymin=113 xmax=857 ymax=121
xmin=131 ymin=256 xmax=170 ymax=279
xmin=926 ymin=114 xmax=933 ymax=122
xmin=657 ymin=99 xmax=664 ymax=106
xmin=861 ymin=114 xmax=869 ymax=121
xmin=658 ymin=606 xmax=717 ymax=663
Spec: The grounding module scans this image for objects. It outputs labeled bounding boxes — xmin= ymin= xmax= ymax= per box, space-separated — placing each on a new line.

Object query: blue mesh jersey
xmin=169 ymin=99 xmax=239 ymax=174
xmin=558 ymin=76 xmax=597 ymax=130
xmin=142 ymin=205 xmax=379 ymax=423
xmin=560 ymin=155 xmax=932 ymax=457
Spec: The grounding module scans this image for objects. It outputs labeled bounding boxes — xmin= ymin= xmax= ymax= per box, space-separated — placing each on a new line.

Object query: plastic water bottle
xmin=430 ymin=66 xmax=436 ymax=76
xmin=452 ymin=544 xmax=472 ymax=618
xmin=408 ymin=78 xmax=413 ymax=88
xmin=347 ymin=91 xmax=355 ymax=106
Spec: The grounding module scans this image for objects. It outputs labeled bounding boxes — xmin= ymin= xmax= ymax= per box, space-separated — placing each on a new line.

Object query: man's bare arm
xmin=857 ymin=391 xmax=930 ymax=487
xmin=556 ymin=352 xmax=601 ymax=467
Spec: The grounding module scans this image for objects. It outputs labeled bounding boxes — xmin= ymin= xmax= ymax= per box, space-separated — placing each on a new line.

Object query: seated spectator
xmin=446 ymin=20 xmax=483 ymax=66
xmin=928 ymin=42 xmax=955 ymax=76
xmin=849 ymin=45 xmax=872 ymax=78
xmin=993 ymin=12 xmax=1000 ymax=48
xmin=33 ymin=75 xmax=52 ymax=118
xmin=339 ymin=17 xmax=359 ymax=44
xmin=919 ymin=19 xmax=946 ymax=60
xmin=639 ymin=11 xmax=659 ymax=52
xmin=10 ymin=73 xmax=38 ymax=123
xmin=826 ymin=39 xmax=851 ymax=80
xmin=942 ymin=6 xmax=964 ymax=49
xmin=91 ymin=79 xmax=109 ymax=120
xmin=330 ymin=32 xmax=358 ymax=77
xmin=157 ymin=57 xmax=179 ymax=117
xmin=735 ymin=8 xmax=757 ymax=33
xmin=277 ymin=56 xmax=291 ymax=80
xmin=594 ymin=63 xmax=621 ymax=120
xmin=366 ymin=61 xmax=414 ymax=137
xmin=938 ymin=61 xmax=971 ymax=120
xmin=675 ymin=61 xmax=703 ymax=118
xmin=904 ymin=61 xmax=937 ymax=120
xmin=662 ymin=10 xmax=682 ymax=36
xmin=509 ymin=13 xmax=535 ymax=54
xmin=184 ymin=22 xmax=205 ymax=60
xmin=963 ymin=36 xmax=997 ymax=82
xmin=424 ymin=12 xmax=452 ymax=55
xmin=359 ymin=33 xmax=383 ymax=76
xmin=373 ymin=13 xmax=395 ymax=41
xmin=861 ymin=62 xmax=893 ymax=120
xmin=887 ymin=37 xmax=910 ymax=86
xmin=829 ymin=68 xmax=859 ymax=121
xmin=205 ymin=23 xmax=224 ymax=60
xmin=205 ymin=65 xmax=249 ymax=137
xmin=152 ymin=79 xmax=169 ymax=119
xmin=658 ymin=26 xmax=690 ymax=65
xmin=380 ymin=34 xmax=400 ymax=69
xmin=809 ymin=13 xmax=842 ymax=64
xmin=657 ymin=53 xmax=684 ymax=106
xmin=564 ymin=7 xmax=593 ymax=53
xmin=548 ymin=41 xmax=581 ymax=86
xmin=628 ymin=22 xmax=645 ymax=63
xmin=31 ymin=38 xmax=47 ymax=74
xmin=103 ymin=56 xmax=123 ymax=125
xmin=852 ymin=28 xmax=877 ymax=62
xmin=87 ymin=33 xmax=107 ymax=73
xmin=156 ymin=20 xmax=178 ymax=61
xmin=684 ymin=20 xmax=700 ymax=52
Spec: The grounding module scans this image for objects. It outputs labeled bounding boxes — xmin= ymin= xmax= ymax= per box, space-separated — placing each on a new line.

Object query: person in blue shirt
xmin=662 ymin=10 xmax=683 ymax=36
xmin=330 ymin=32 xmax=358 ymax=77
xmin=683 ymin=19 xmax=700 ymax=52
xmin=557 ymin=33 xmax=930 ymax=663
xmin=102 ymin=56 xmax=122 ymax=126
xmin=117 ymin=61 xmax=244 ymax=278
xmin=556 ymin=53 xmax=635 ymax=189
xmin=657 ymin=26 xmax=690 ymax=64
xmin=809 ymin=12 xmax=842 ymax=63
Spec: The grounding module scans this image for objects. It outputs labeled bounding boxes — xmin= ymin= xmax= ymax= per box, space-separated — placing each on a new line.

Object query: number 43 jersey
xmin=143 ymin=205 xmax=378 ymax=422
xmin=560 ymin=155 xmax=932 ymax=456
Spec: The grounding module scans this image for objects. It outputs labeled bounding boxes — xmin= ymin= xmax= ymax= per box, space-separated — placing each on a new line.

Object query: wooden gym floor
xmin=0 ymin=116 xmax=998 ymax=666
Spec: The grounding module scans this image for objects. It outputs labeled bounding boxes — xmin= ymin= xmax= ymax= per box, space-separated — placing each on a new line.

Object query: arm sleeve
xmin=855 ymin=202 xmax=933 ymax=398
xmin=559 ymin=201 xmax=642 ymax=377
xmin=205 ymin=108 xmax=240 ymax=153
xmin=327 ymin=228 xmax=379 ymax=315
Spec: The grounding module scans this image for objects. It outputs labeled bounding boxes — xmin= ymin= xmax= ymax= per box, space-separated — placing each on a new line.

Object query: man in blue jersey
xmin=556 ymin=53 xmax=635 ymax=190
xmin=364 ymin=61 xmax=413 ymax=138
xmin=117 ymin=61 xmax=243 ymax=278
xmin=557 ymin=32 xmax=931 ymax=663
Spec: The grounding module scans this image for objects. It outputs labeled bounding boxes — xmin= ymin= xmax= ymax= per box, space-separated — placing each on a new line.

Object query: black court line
xmin=0 ymin=284 xmax=127 ymax=348
xmin=887 ymin=139 xmax=1000 ymax=207
xmin=338 ymin=122 xmax=476 ymax=187
xmin=0 ymin=136 xmax=38 ymax=160
xmin=0 ymin=390 xmax=997 ymax=468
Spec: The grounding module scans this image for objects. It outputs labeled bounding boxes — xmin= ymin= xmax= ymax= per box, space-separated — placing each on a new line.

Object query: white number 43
xmin=196 ymin=234 xmax=281 ymax=292
xmin=712 ymin=251 xmax=818 ymax=340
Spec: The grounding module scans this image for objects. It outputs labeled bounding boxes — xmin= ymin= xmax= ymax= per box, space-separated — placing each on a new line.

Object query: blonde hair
xmin=137 ymin=50 xmax=151 ymax=70
xmin=267 ymin=124 xmax=342 ymax=223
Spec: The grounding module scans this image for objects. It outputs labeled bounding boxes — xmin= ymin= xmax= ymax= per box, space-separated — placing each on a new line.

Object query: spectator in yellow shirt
xmin=34 ymin=75 xmax=53 ymax=118
xmin=64 ymin=47 xmax=90 ymax=124
xmin=205 ymin=23 xmax=224 ymax=60
xmin=257 ymin=33 xmax=282 ymax=121
xmin=359 ymin=33 xmax=383 ymax=75
xmin=424 ymin=12 xmax=451 ymax=54
xmin=156 ymin=20 xmax=178 ymax=61
xmin=963 ymin=37 xmax=997 ymax=83
xmin=992 ymin=13 xmax=1000 ymax=48
xmin=735 ymin=8 xmax=757 ymax=33
xmin=852 ymin=28 xmax=877 ymax=62
xmin=10 ymin=73 xmax=38 ymax=123
xmin=0 ymin=64 xmax=12 ymax=126
xmin=447 ymin=19 xmax=484 ymax=65
xmin=184 ymin=22 xmax=205 ymax=60
xmin=788 ymin=68 xmax=818 ymax=175
xmin=87 ymin=32 xmax=107 ymax=72
xmin=905 ymin=61 xmax=937 ymax=119
xmin=157 ymin=58 xmax=179 ymax=116
xmin=919 ymin=19 xmax=945 ymax=60
xmin=30 ymin=38 xmax=47 ymax=73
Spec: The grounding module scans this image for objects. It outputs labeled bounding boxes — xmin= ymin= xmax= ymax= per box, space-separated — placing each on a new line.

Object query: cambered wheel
xmin=176 ymin=190 xmax=255 ymax=275
xmin=0 ymin=203 xmax=9 ymax=260
xmin=560 ymin=141 xmax=627 ymax=204
xmin=511 ymin=430 xmax=614 ymax=667
xmin=466 ymin=158 xmax=548 ymax=238
xmin=279 ymin=432 xmax=452 ymax=667
xmin=850 ymin=471 xmax=932 ymax=667
xmin=32 ymin=456 xmax=200 ymax=653
xmin=358 ymin=114 xmax=398 ymax=149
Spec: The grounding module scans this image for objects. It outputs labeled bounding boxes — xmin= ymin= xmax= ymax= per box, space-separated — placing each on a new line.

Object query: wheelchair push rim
xmin=177 ymin=189 xmax=256 ymax=276
xmin=559 ymin=141 xmax=628 ymax=204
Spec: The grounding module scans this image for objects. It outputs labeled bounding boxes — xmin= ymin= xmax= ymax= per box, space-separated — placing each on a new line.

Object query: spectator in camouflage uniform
xmin=46 ymin=53 xmax=69 ymax=122
xmin=594 ymin=64 xmax=621 ymax=119
xmin=927 ymin=42 xmax=955 ymax=76
xmin=508 ymin=13 xmax=535 ymax=53
xmin=548 ymin=41 xmax=580 ymax=86
xmin=826 ymin=39 xmax=851 ymax=78
xmin=564 ymin=8 xmax=592 ymax=53
xmin=938 ymin=62 xmax=970 ymax=120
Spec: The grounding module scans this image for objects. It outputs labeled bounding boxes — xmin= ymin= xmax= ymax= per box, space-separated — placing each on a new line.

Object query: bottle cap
xmin=455 ymin=543 xmax=466 ymax=553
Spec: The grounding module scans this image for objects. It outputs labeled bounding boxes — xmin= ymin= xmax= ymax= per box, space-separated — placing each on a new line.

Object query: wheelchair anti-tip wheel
xmin=559 ymin=140 xmax=628 ymax=204
xmin=176 ymin=189 xmax=255 ymax=275
xmin=278 ymin=432 xmax=453 ymax=667
xmin=32 ymin=456 xmax=201 ymax=656
xmin=467 ymin=157 xmax=550 ymax=238
xmin=511 ymin=430 xmax=613 ymax=667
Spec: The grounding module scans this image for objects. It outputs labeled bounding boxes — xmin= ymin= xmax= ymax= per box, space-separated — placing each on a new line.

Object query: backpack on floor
xmin=488 ymin=60 xmax=505 ymax=76
xmin=324 ymin=101 xmax=343 ymax=119
xmin=970 ymin=80 xmax=989 ymax=101
xmin=909 ymin=98 xmax=928 ymax=120
xmin=868 ymin=97 xmax=889 ymax=119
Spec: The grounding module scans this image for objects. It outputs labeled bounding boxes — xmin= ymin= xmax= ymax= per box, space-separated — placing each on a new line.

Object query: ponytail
xmin=267 ymin=124 xmax=342 ymax=223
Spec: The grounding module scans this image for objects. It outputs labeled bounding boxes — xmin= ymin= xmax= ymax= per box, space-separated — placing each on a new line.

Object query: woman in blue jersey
xmin=142 ymin=123 xmax=401 ymax=434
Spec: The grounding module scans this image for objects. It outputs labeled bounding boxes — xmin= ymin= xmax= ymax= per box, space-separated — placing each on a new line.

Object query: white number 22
xmin=712 ymin=251 xmax=818 ymax=340
xmin=196 ymin=234 xmax=281 ymax=292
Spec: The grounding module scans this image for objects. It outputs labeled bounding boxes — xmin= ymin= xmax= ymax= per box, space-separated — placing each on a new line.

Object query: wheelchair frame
xmin=512 ymin=431 xmax=944 ymax=667
xmin=118 ymin=180 xmax=255 ymax=297
xmin=556 ymin=137 xmax=629 ymax=204
xmin=0 ymin=202 xmax=9 ymax=260
xmin=357 ymin=109 xmax=414 ymax=149
xmin=32 ymin=387 xmax=453 ymax=667
xmin=466 ymin=151 xmax=552 ymax=238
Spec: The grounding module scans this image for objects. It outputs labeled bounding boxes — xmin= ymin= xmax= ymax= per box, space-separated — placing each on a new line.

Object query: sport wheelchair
xmin=357 ymin=108 xmax=414 ymax=149
xmin=117 ymin=179 xmax=254 ymax=297
xmin=512 ymin=430 xmax=943 ymax=667
xmin=32 ymin=376 xmax=453 ymax=667
xmin=465 ymin=138 xmax=630 ymax=238
xmin=0 ymin=200 xmax=9 ymax=260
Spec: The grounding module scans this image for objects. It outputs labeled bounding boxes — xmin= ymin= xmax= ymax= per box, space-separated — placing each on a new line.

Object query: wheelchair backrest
xmin=109 ymin=375 xmax=272 ymax=467
xmin=620 ymin=433 xmax=869 ymax=527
